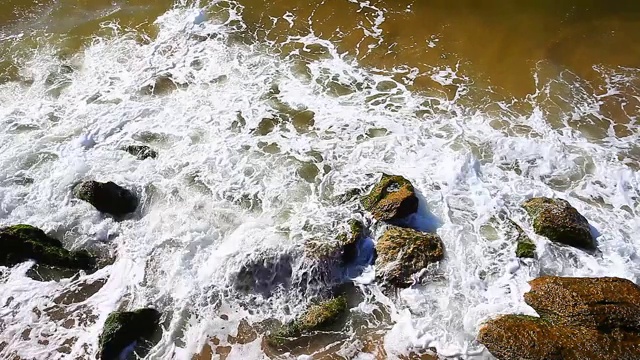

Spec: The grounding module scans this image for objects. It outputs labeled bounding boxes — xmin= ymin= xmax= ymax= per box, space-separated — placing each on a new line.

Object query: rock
xmin=524 ymin=276 xmax=640 ymax=331
xmin=375 ymin=226 xmax=444 ymax=288
xmin=121 ymin=145 xmax=158 ymax=160
xmin=522 ymin=197 xmax=595 ymax=250
xmin=336 ymin=219 xmax=365 ymax=264
xmin=478 ymin=315 xmax=640 ymax=360
xmin=98 ymin=308 xmax=162 ymax=360
xmin=361 ymin=174 xmax=419 ymax=221
xmin=515 ymin=240 xmax=536 ymax=258
xmin=0 ymin=224 xmax=95 ymax=271
xmin=74 ymin=181 xmax=138 ymax=217
xmin=478 ymin=277 xmax=640 ymax=360
xmin=266 ymin=296 xmax=348 ymax=349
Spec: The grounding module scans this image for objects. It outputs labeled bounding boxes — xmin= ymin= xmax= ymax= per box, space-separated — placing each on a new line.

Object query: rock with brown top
xmin=524 ymin=276 xmax=640 ymax=331
xmin=521 ymin=197 xmax=595 ymax=250
xmin=337 ymin=219 xmax=365 ymax=264
xmin=362 ymin=174 xmax=419 ymax=221
xmin=375 ymin=226 xmax=444 ymax=288
xmin=478 ymin=314 xmax=640 ymax=360
xmin=478 ymin=276 xmax=640 ymax=360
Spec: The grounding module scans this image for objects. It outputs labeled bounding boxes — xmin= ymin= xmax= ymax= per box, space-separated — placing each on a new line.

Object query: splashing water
xmin=0 ymin=1 xmax=639 ymax=359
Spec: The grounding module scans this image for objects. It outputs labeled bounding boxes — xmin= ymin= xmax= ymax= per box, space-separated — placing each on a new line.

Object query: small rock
xmin=0 ymin=224 xmax=95 ymax=272
xmin=120 ymin=145 xmax=158 ymax=160
xmin=515 ymin=240 xmax=536 ymax=258
xmin=375 ymin=226 xmax=444 ymax=288
xmin=337 ymin=219 xmax=365 ymax=264
xmin=361 ymin=174 xmax=419 ymax=221
xmin=74 ymin=181 xmax=138 ymax=217
xmin=98 ymin=308 xmax=162 ymax=360
xmin=266 ymin=296 xmax=348 ymax=349
xmin=522 ymin=197 xmax=595 ymax=250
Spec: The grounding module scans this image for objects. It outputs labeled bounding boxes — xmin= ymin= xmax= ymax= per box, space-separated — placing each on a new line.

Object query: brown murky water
xmin=3 ymin=0 xmax=640 ymax=92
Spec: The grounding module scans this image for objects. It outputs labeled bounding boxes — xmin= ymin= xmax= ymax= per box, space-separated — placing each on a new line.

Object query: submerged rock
xmin=98 ymin=308 xmax=162 ymax=360
xmin=522 ymin=197 xmax=595 ymax=250
xmin=478 ymin=276 xmax=640 ymax=360
xmin=74 ymin=181 xmax=138 ymax=217
xmin=266 ymin=296 xmax=348 ymax=349
xmin=375 ymin=226 xmax=444 ymax=288
xmin=0 ymin=224 xmax=95 ymax=271
xmin=120 ymin=144 xmax=158 ymax=160
xmin=361 ymin=174 xmax=418 ymax=221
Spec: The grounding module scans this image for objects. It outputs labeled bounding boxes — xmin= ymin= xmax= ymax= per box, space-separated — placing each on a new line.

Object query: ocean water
xmin=0 ymin=0 xmax=639 ymax=359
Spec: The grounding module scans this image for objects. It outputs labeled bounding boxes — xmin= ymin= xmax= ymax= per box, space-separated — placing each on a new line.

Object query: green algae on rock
xmin=0 ymin=224 xmax=95 ymax=271
xmin=361 ymin=174 xmax=419 ymax=221
xmin=478 ymin=276 xmax=640 ymax=360
xmin=522 ymin=197 xmax=595 ymax=250
xmin=74 ymin=180 xmax=138 ymax=217
xmin=375 ymin=226 xmax=444 ymax=288
xmin=515 ymin=239 xmax=536 ymax=258
xmin=98 ymin=308 xmax=162 ymax=360
xmin=121 ymin=144 xmax=158 ymax=160
xmin=337 ymin=219 xmax=365 ymax=264
xmin=266 ymin=296 xmax=348 ymax=348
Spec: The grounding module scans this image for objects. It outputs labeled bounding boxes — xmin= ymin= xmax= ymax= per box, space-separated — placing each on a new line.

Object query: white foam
xmin=0 ymin=1 xmax=639 ymax=359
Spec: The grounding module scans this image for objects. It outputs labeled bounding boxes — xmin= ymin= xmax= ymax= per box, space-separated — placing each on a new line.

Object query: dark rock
xmin=478 ymin=276 xmax=640 ymax=360
xmin=120 ymin=145 xmax=158 ymax=160
xmin=515 ymin=240 xmax=536 ymax=258
xmin=74 ymin=181 xmax=138 ymax=217
xmin=522 ymin=197 xmax=595 ymax=250
xmin=375 ymin=226 xmax=444 ymax=288
xmin=98 ymin=308 xmax=162 ymax=360
xmin=361 ymin=174 xmax=418 ymax=221
xmin=266 ymin=296 xmax=348 ymax=349
xmin=0 ymin=224 xmax=95 ymax=271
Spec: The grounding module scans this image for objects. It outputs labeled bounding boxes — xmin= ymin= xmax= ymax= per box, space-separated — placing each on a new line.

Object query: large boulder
xmin=0 ymin=224 xmax=95 ymax=271
xmin=74 ymin=181 xmax=138 ymax=217
xmin=478 ymin=276 xmax=640 ymax=360
xmin=478 ymin=315 xmax=640 ymax=360
xmin=521 ymin=197 xmax=595 ymax=250
xmin=362 ymin=174 xmax=419 ymax=221
xmin=98 ymin=308 xmax=162 ymax=360
xmin=524 ymin=276 xmax=640 ymax=331
xmin=375 ymin=226 xmax=444 ymax=288
xmin=266 ymin=296 xmax=348 ymax=349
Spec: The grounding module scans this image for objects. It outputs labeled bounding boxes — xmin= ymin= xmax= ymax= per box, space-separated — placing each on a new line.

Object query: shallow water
xmin=0 ymin=0 xmax=639 ymax=359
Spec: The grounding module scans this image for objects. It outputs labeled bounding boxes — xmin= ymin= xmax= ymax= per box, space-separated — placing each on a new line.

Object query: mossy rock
xmin=98 ymin=308 xmax=162 ymax=360
xmin=522 ymin=197 xmax=595 ymax=250
xmin=0 ymin=224 xmax=95 ymax=271
xmin=74 ymin=181 xmax=138 ymax=217
xmin=266 ymin=296 xmax=348 ymax=348
xmin=120 ymin=145 xmax=158 ymax=160
xmin=375 ymin=226 xmax=444 ymax=288
xmin=361 ymin=174 xmax=419 ymax=221
xmin=524 ymin=276 xmax=640 ymax=331
xmin=478 ymin=314 xmax=640 ymax=360
xmin=336 ymin=219 xmax=365 ymax=264
xmin=515 ymin=240 xmax=536 ymax=258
